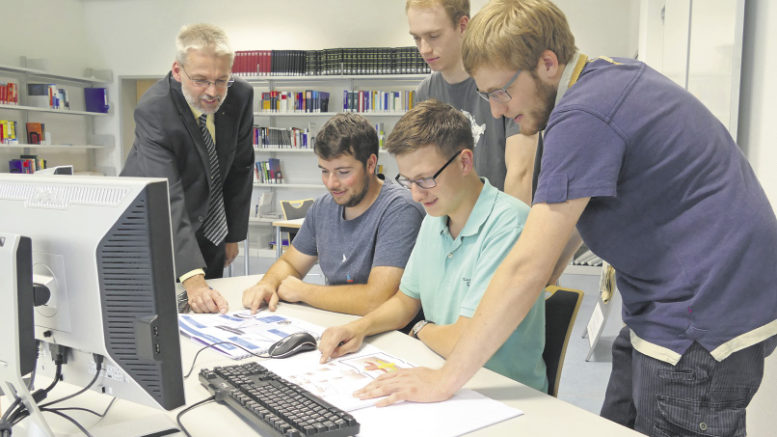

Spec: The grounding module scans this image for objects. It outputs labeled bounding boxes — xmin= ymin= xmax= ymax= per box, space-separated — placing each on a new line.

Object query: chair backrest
xmin=543 ymin=285 xmax=583 ymax=397
xmin=280 ymin=199 xmax=314 ymax=220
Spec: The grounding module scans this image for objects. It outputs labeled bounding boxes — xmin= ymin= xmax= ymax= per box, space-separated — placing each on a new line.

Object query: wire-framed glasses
xmin=395 ymin=149 xmax=463 ymax=189
xmin=476 ymin=69 xmax=521 ymax=103
xmin=182 ymin=67 xmax=235 ymax=89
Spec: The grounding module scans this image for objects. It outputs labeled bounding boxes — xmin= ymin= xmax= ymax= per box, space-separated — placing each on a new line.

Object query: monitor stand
xmin=0 ymin=233 xmax=55 ymax=437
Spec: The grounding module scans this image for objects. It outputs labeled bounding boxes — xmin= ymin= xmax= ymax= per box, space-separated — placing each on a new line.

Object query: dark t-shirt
xmin=293 ymin=182 xmax=425 ymax=285
xmin=534 ymin=57 xmax=777 ymax=356
xmin=417 ymin=73 xmax=520 ymax=191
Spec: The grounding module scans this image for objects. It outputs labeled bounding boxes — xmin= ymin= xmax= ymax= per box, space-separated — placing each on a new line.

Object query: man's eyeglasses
xmin=477 ymin=69 xmax=521 ymax=103
xmin=395 ymin=149 xmax=463 ymax=189
xmin=181 ymin=67 xmax=235 ymax=89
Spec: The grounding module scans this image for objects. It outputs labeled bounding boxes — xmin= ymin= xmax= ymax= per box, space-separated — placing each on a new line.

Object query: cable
xmin=175 ymin=396 xmax=215 ymax=437
xmin=184 ymin=341 xmax=269 ymax=379
xmin=38 ymin=361 xmax=63 ymax=396
xmin=48 ymin=396 xmax=117 ymax=418
xmin=0 ymin=398 xmax=21 ymax=425
xmin=39 ymin=408 xmax=93 ymax=437
xmin=0 ymin=344 xmax=70 ymax=434
xmin=39 ymin=355 xmax=104 ymax=408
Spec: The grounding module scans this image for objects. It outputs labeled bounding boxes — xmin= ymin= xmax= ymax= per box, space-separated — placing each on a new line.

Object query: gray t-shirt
xmin=292 ymin=182 xmax=425 ymax=285
xmin=416 ymin=73 xmax=521 ymax=191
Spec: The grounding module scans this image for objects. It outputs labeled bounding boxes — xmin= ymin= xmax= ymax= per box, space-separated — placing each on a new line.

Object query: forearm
xmin=504 ymin=133 xmax=537 ymax=206
xmin=503 ymin=166 xmax=533 ymax=206
xmin=297 ymin=282 xmax=388 ymax=315
xmin=259 ymin=258 xmax=303 ymax=290
xmin=355 ymin=292 xmax=420 ymax=337
xmin=417 ymin=322 xmax=465 ymax=358
xmin=547 ymin=230 xmax=583 ymax=285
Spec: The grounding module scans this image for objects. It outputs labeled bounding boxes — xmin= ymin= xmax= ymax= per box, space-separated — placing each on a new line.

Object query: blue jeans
xmin=601 ymin=326 xmax=773 ymax=436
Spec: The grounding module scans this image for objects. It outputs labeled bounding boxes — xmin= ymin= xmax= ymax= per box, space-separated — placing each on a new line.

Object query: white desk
xmin=272 ymin=218 xmax=304 ymax=258
xmin=3 ymin=275 xmax=641 ymax=436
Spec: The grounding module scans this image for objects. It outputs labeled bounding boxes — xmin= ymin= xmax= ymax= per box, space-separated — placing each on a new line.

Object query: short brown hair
xmin=405 ymin=0 xmax=470 ymax=27
xmin=315 ymin=113 xmax=378 ymax=166
xmin=462 ymin=0 xmax=576 ymax=75
xmin=385 ymin=100 xmax=473 ymax=158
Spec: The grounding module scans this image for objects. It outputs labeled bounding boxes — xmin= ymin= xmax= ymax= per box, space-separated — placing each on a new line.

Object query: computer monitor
xmin=0 ymin=174 xmax=185 ymax=419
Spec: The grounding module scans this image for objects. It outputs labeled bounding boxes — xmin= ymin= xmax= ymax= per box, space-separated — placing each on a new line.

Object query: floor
xmin=228 ymin=255 xmax=621 ymax=416
xmin=555 ymin=271 xmax=623 ymax=414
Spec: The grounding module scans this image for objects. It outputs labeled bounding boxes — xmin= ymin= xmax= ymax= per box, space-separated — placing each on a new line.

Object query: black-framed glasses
xmin=181 ymin=66 xmax=235 ymax=89
xmin=395 ymin=149 xmax=463 ymax=189
xmin=477 ymin=69 xmax=521 ymax=103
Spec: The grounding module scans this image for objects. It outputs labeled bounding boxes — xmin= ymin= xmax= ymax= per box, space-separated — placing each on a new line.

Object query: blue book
xmin=84 ymin=88 xmax=109 ymax=113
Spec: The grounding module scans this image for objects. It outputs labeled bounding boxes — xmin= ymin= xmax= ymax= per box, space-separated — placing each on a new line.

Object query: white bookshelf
xmin=0 ymin=61 xmax=113 ymax=174
xmin=0 ymin=103 xmax=109 ymax=117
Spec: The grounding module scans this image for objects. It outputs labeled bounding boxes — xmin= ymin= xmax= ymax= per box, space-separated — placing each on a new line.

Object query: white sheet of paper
xmin=351 ymin=389 xmax=523 ymax=437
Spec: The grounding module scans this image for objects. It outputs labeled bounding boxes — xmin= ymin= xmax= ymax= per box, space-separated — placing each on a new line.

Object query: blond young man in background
xmin=406 ymin=0 xmax=538 ymax=205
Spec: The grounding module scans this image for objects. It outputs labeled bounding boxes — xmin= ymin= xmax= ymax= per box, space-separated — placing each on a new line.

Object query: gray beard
xmin=182 ymin=86 xmax=226 ymax=114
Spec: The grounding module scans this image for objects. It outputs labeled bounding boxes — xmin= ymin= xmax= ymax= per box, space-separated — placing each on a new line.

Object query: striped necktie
xmin=198 ymin=114 xmax=228 ymax=246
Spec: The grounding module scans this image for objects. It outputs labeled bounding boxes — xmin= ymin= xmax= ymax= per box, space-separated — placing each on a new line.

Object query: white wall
xmin=74 ymin=0 xmax=638 ymax=172
xmin=739 ymin=1 xmax=777 ymax=434
xmin=740 ymin=0 xmax=777 ymax=206
xmin=0 ymin=0 xmax=90 ymax=76
xmin=77 ymin=0 xmax=638 ymax=76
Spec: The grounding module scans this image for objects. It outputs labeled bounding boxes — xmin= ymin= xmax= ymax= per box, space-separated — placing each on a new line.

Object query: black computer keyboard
xmin=199 ymin=362 xmax=360 ymax=437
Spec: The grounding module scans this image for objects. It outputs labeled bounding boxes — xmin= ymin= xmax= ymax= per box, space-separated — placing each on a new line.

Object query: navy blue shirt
xmin=534 ymin=57 xmax=777 ymax=360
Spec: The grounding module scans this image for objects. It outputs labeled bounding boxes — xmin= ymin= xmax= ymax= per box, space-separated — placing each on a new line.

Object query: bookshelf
xmin=0 ymin=61 xmax=113 ymax=174
xmin=244 ymin=73 xmax=425 ymax=261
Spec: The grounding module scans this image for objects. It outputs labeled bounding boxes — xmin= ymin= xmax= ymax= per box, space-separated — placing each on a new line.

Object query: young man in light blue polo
xmin=318 ymin=100 xmax=547 ymax=392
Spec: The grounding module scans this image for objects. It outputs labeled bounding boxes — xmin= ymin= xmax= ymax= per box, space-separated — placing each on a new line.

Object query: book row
xmin=259 ymin=90 xmax=330 ymax=113
xmin=254 ymin=126 xmax=312 ymax=149
xmin=0 ymin=121 xmax=53 ymax=145
xmin=343 ymin=90 xmax=417 ymax=113
xmin=1 ymin=119 xmax=18 ymax=144
xmin=24 ymin=84 xmax=109 ymax=113
xmin=28 ymin=83 xmax=70 ymax=110
xmin=255 ymin=158 xmax=283 ymax=184
xmin=233 ymin=47 xmax=430 ymax=77
xmin=0 ymin=81 xmax=19 ymax=105
xmin=9 ymin=154 xmax=47 ymax=174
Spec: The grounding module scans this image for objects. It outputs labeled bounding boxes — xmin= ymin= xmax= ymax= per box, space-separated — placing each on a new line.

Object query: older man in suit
xmin=121 ymin=23 xmax=254 ymax=314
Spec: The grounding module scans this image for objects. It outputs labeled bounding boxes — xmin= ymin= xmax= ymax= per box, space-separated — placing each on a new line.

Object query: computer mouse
xmin=267 ymin=331 xmax=317 ymax=358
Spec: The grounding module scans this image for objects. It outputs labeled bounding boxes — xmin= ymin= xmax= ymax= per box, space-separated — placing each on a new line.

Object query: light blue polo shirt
xmin=400 ymin=178 xmax=547 ymax=392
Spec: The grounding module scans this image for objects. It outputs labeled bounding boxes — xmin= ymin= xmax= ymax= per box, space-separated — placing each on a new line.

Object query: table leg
xmin=275 ymin=225 xmax=282 ymax=258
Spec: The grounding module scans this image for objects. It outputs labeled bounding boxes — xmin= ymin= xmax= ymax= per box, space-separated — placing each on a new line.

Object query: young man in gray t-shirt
xmin=242 ymin=113 xmax=425 ymax=315
xmin=407 ymin=0 xmax=537 ymax=205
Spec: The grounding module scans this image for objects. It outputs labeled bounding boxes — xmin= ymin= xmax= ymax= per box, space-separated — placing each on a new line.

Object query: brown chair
xmin=543 ymin=285 xmax=584 ymax=397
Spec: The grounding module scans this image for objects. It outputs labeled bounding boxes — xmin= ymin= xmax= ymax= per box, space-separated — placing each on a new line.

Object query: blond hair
xmin=386 ymin=100 xmax=473 ymax=157
xmin=462 ymin=0 xmax=576 ymax=75
xmin=176 ymin=23 xmax=234 ymax=66
xmin=405 ymin=0 xmax=470 ymax=27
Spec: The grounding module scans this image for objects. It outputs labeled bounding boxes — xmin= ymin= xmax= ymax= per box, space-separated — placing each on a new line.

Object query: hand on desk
xmin=354 ymin=367 xmax=457 ymax=407
xmin=242 ymin=282 xmax=280 ymax=314
xmin=318 ymin=323 xmax=366 ymax=363
xmin=277 ymin=276 xmax=308 ymax=303
xmin=183 ymin=275 xmax=228 ymax=314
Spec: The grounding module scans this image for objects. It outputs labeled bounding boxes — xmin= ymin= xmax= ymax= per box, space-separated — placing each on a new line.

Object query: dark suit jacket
xmin=121 ymin=72 xmax=254 ymax=276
